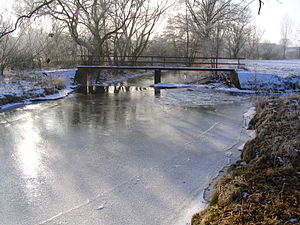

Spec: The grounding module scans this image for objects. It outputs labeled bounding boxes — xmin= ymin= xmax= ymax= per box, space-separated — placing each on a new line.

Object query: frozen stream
xmin=0 ymin=72 xmax=252 ymax=225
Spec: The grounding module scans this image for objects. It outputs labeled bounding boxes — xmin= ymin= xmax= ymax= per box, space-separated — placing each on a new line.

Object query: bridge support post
xmin=229 ymin=70 xmax=241 ymax=89
xmin=154 ymin=69 xmax=161 ymax=84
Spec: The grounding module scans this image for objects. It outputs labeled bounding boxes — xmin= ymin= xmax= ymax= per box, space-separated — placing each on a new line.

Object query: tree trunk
xmin=0 ymin=65 xmax=5 ymax=76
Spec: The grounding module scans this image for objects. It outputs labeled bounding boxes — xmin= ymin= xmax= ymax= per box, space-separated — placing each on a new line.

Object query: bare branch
xmin=258 ymin=0 xmax=264 ymax=15
xmin=0 ymin=0 xmax=57 ymax=40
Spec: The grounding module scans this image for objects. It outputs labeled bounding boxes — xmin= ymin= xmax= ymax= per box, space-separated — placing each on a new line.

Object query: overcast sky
xmin=0 ymin=0 xmax=300 ymax=44
xmin=250 ymin=0 xmax=300 ymax=44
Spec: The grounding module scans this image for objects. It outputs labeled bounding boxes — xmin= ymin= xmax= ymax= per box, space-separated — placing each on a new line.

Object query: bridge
xmin=75 ymin=56 xmax=244 ymax=89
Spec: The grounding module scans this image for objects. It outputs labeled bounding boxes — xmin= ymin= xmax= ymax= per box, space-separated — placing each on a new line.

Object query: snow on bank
xmin=31 ymin=69 xmax=78 ymax=100
xmin=0 ymin=69 xmax=77 ymax=111
xmin=153 ymin=60 xmax=300 ymax=92
xmin=244 ymin=60 xmax=300 ymax=78
xmin=237 ymin=70 xmax=300 ymax=91
xmin=239 ymin=60 xmax=300 ymax=91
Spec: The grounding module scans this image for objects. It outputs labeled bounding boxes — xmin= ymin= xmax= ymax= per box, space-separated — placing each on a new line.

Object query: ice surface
xmin=0 ymin=87 xmax=251 ymax=225
xmin=156 ymin=89 xmax=251 ymax=108
xmin=153 ymin=83 xmax=256 ymax=93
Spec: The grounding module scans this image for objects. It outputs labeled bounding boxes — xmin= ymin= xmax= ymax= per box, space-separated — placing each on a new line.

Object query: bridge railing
xmin=79 ymin=55 xmax=245 ymax=69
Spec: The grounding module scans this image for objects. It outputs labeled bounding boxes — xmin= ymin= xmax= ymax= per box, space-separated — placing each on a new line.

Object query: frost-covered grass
xmin=244 ymin=60 xmax=300 ymax=78
xmin=192 ymin=94 xmax=300 ymax=225
xmin=0 ymin=69 xmax=77 ymax=110
xmin=237 ymin=60 xmax=300 ymax=91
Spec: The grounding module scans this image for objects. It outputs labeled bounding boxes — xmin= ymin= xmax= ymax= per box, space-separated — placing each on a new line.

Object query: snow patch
xmin=240 ymin=60 xmax=300 ymax=91
xmin=0 ymin=69 xmax=77 ymax=111
xmin=243 ymin=107 xmax=256 ymax=128
xmin=237 ymin=70 xmax=300 ymax=91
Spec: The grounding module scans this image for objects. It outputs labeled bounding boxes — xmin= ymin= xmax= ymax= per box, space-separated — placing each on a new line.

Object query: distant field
xmin=244 ymin=60 xmax=300 ymax=78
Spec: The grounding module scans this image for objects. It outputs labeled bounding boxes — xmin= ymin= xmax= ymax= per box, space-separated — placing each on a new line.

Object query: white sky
xmin=249 ymin=0 xmax=300 ymax=44
xmin=0 ymin=0 xmax=300 ymax=44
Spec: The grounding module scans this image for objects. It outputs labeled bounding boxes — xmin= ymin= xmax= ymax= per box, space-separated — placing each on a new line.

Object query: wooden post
xmin=154 ymin=69 xmax=161 ymax=84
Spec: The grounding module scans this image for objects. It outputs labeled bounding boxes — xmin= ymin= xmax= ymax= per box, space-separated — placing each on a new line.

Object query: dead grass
xmin=39 ymin=74 xmax=66 ymax=90
xmin=0 ymin=71 xmax=67 ymax=106
xmin=192 ymin=93 xmax=300 ymax=225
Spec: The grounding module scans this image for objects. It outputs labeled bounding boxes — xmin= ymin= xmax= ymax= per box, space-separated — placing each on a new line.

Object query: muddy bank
xmin=191 ymin=94 xmax=300 ymax=225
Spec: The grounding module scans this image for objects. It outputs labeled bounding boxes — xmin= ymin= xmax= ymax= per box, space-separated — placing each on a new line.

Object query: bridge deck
xmin=77 ymin=65 xmax=236 ymax=72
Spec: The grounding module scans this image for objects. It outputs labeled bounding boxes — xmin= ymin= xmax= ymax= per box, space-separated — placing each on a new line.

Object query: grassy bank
xmin=192 ymin=94 xmax=300 ymax=225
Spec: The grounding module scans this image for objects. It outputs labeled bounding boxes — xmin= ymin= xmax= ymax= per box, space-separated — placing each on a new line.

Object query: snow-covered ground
xmin=238 ymin=60 xmax=300 ymax=90
xmin=243 ymin=60 xmax=300 ymax=78
xmin=0 ymin=69 xmax=77 ymax=111
xmin=154 ymin=60 xmax=300 ymax=92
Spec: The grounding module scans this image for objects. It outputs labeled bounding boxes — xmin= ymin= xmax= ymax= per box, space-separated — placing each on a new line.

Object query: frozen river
xmin=0 ymin=72 xmax=252 ymax=225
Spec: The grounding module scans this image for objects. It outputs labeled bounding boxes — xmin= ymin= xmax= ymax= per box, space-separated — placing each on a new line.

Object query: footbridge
xmin=75 ymin=56 xmax=244 ymax=88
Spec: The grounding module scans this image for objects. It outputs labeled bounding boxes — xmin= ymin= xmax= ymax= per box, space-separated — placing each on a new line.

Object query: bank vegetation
xmin=192 ymin=94 xmax=300 ymax=225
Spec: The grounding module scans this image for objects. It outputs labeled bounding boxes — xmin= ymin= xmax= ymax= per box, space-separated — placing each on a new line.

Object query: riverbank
xmin=0 ymin=69 xmax=78 ymax=111
xmin=0 ymin=69 xmax=151 ymax=111
xmin=191 ymin=94 xmax=300 ymax=224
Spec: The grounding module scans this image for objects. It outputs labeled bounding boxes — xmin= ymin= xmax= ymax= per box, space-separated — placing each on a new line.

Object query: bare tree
xmin=260 ymin=41 xmax=281 ymax=59
xmin=280 ymin=13 xmax=293 ymax=59
xmin=243 ymin=25 xmax=263 ymax=59
xmin=0 ymin=0 xmax=56 ymax=40
xmin=29 ymin=0 xmax=169 ymax=64
xmin=111 ymin=0 xmax=168 ymax=65
xmin=186 ymin=0 xmax=250 ymax=58
xmin=0 ymin=14 xmax=20 ymax=75
xmin=225 ymin=8 xmax=252 ymax=58
xmin=296 ymin=25 xmax=300 ymax=59
xmin=147 ymin=17 xmax=189 ymax=57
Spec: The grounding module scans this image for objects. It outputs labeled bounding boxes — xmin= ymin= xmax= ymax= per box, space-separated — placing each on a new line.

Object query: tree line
xmin=0 ymin=0 xmax=298 ymax=75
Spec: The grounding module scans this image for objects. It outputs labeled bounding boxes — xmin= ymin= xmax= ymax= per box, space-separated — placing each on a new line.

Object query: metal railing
xmin=79 ymin=55 xmax=245 ymax=69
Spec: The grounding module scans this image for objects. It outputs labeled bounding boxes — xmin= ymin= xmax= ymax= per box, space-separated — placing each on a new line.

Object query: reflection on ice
xmin=15 ymin=117 xmax=45 ymax=196
xmin=17 ymin=120 xmax=42 ymax=179
xmin=78 ymin=84 xmax=152 ymax=95
xmin=76 ymin=84 xmax=250 ymax=108
xmin=0 ymin=78 xmax=252 ymax=225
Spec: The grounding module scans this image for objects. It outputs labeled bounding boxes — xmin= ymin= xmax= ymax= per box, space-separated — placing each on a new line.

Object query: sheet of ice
xmin=152 ymin=83 xmax=207 ymax=89
xmin=153 ymin=83 xmax=257 ymax=94
xmin=0 ymin=87 xmax=252 ymax=225
xmin=156 ymin=89 xmax=251 ymax=108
